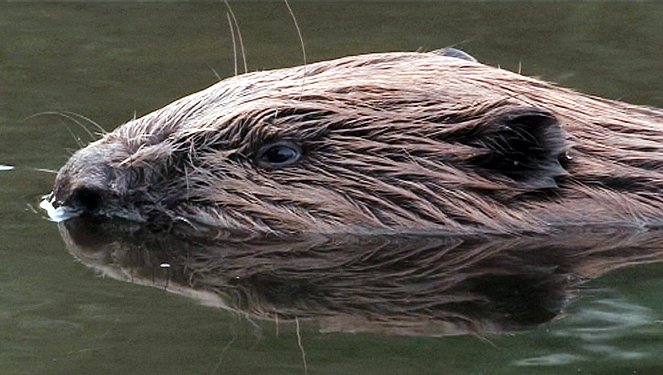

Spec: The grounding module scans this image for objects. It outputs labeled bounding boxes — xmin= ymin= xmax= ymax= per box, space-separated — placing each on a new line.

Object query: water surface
xmin=2 ymin=2 xmax=663 ymax=374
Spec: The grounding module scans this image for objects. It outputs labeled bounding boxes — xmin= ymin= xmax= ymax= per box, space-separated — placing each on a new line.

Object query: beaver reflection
xmin=60 ymin=219 xmax=663 ymax=336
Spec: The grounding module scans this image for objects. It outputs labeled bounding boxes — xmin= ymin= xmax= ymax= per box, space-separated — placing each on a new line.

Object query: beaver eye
xmin=255 ymin=141 xmax=302 ymax=168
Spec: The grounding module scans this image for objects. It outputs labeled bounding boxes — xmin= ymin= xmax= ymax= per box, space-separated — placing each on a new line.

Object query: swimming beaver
xmin=46 ymin=49 xmax=663 ymax=235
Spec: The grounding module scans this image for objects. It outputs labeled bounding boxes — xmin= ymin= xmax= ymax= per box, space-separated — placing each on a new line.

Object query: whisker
xmin=32 ymin=168 xmax=59 ymax=174
xmin=224 ymin=0 xmax=248 ymax=74
xmin=64 ymin=124 xmax=85 ymax=148
xmin=284 ymin=0 xmax=307 ymax=98
xmin=208 ymin=63 xmax=222 ymax=81
xmin=445 ymin=38 xmax=473 ymax=49
xmin=295 ymin=317 xmax=308 ymax=375
xmin=26 ymin=203 xmax=41 ymax=215
xmin=208 ymin=334 xmax=238 ymax=375
xmin=24 ymin=111 xmax=98 ymax=142
xmin=61 ymin=111 xmax=107 ymax=136
xmin=284 ymin=0 xmax=306 ymax=68
xmin=226 ymin=11 xmax=238 ymax=76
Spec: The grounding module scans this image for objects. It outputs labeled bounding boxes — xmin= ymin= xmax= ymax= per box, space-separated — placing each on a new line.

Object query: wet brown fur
xmin=53 ymin=52 xmax=663 ymax=235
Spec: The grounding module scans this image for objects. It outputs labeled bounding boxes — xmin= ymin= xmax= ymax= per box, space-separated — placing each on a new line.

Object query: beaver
xmin=45 ymin=49 xmax=663 ymax=235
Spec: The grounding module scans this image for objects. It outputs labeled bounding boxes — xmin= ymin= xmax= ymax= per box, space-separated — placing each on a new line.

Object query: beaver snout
xmin=53 ymin=169 xmax=112 ymax=217
xmin=49 ymin=141 xmax=170 ymax=224
xmin=64 ymin=187 xmax=105 ymax=214
xmin=50 ymin=145 xmax=118 ymax=218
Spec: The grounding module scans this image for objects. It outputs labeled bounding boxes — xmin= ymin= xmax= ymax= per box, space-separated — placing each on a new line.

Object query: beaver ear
xmin=472 ymin=107 xmax=567 ymax=189
xmin=433 ymin=47 xmax=477 ymax=62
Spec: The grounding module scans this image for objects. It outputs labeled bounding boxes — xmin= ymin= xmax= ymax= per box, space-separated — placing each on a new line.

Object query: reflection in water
xmin=59 ymin=218 xmax=663 ymax=336
xmin=514 ymin=296 xmax=655 ymax=367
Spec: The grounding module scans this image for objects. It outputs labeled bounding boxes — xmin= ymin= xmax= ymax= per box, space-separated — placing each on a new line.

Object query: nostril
xmin=70 ymin=187 xmax=103 ymax=213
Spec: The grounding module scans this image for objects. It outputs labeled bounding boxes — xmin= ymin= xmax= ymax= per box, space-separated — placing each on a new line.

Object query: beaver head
xmin=48 ymin=49 xmax=663 ymax=235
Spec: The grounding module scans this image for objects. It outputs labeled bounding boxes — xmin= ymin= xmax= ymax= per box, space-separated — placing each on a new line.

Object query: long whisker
xmin=64 ymin=125 xmax=85 ymax=148
xmin=61 ymin=111 xmax=107 ymax=136
xmin=32 ymin=168 xmax=59 ymax=174
xmin=224 ymin=0 xmax=248 ymax=74
xmin=284 ymin=0 xmax=307 ymax=98
xmin=24 ymin=111 xmax=99 ymax=142
xmin=226 ymin=11 xmax=238 ymax=76
xmin=284 ymin=0 xmax=306 ymax=69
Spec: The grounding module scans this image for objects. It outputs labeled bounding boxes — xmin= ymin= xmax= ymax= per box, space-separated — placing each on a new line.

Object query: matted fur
xmin=52 ymin=52 xmax=663 ymax=235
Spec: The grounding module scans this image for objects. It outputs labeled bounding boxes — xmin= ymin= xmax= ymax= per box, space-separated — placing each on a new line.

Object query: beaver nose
xmin=53 ymin=158 xmax=113 ymax=216
xmin=69 ymin=187 xmax=104 ymax=213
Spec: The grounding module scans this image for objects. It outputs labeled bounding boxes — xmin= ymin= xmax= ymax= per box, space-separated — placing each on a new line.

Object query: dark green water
xmin=2 ymin=2 xmax=663 ymax=374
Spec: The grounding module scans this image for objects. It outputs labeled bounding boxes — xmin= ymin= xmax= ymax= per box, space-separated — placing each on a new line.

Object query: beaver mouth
xmin=40 ymin=192 xmax=81 ymax=222
xmin=43 ymin=185 xmax=107 ymax=220
xmin=40 ymin=190 xmax=149 ymax=224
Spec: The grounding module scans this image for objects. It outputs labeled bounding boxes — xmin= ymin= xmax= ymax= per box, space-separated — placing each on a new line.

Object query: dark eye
xmin=256 ymin=141 xmax=302 ymax=168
